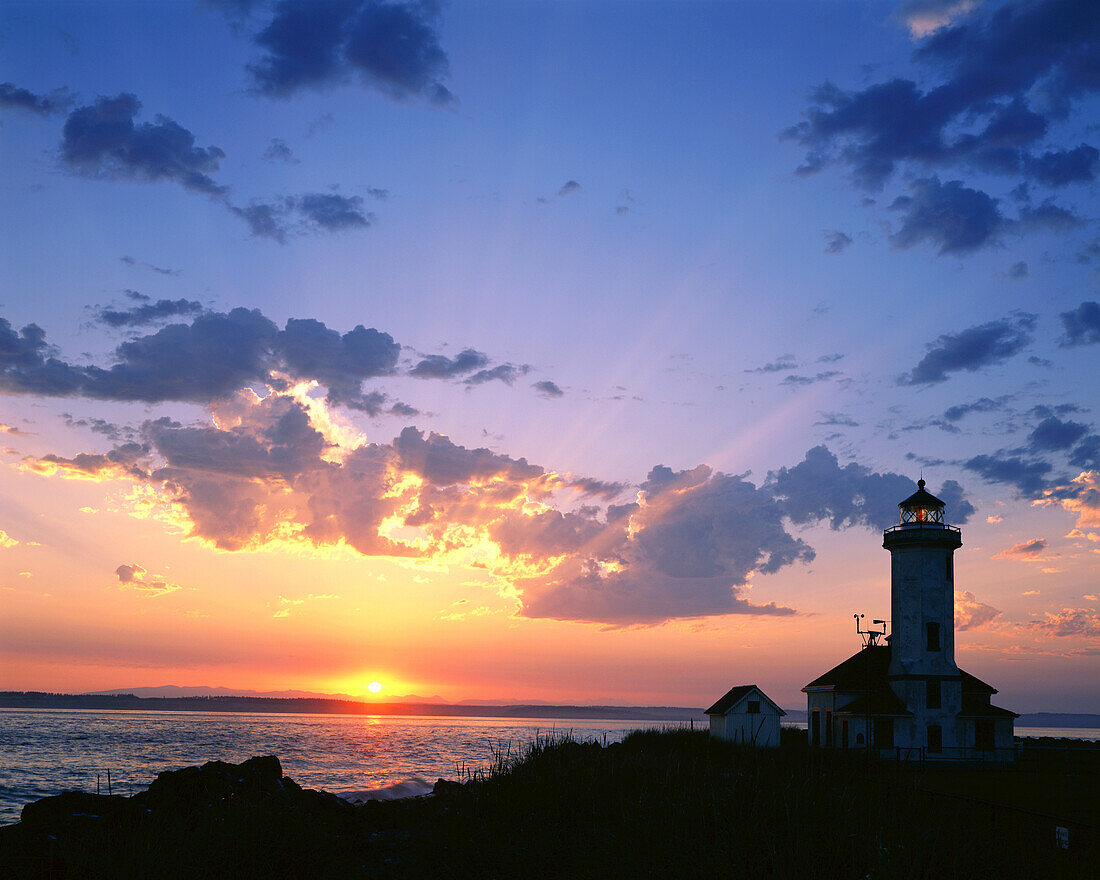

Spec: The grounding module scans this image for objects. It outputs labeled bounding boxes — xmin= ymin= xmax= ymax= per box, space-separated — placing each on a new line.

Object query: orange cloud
xmin=954 ymin=590 xmax=1001 ymax=631
xmin=991 ymin=537 xmax=1047 ymax=559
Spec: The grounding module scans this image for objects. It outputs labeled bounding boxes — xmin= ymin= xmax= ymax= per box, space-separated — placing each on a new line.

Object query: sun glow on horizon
xmin=367 ymin=681 xmax=382 ymax=694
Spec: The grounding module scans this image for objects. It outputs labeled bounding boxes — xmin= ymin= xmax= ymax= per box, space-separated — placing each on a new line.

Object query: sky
xmin=1 ymin=0 xmax=1098 ymax=712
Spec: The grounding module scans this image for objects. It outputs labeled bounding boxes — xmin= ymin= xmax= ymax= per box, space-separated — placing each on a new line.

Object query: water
xmin=0 ymin=708 xmax=684 ymax=825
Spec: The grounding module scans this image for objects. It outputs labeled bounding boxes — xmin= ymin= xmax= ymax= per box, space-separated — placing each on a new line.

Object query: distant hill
xmin=85 ymin=686 xmax=448 ymax=702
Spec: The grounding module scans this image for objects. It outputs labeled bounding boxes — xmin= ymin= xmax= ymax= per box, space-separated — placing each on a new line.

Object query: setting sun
xmin=367 ymin=681 xmax=382 ymax=694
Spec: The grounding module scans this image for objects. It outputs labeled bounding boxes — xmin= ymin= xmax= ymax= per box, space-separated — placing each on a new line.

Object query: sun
xmin=367 ymin=681 xmax=382 ymax=694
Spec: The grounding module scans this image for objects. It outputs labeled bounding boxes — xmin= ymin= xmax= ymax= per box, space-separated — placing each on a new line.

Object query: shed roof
xmin=705 ymin=684 xmax=786 ymax=717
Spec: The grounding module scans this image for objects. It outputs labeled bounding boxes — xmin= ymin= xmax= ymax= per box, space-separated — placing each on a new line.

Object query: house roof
xmin=802 ymin=645 xmax=998 ymax=695
xmin=960 ymin=696 xmax=1018 ymax=718
xmin=705 ymin=684 xmax=786 ymax=717
xmin=836 ymin=689 xmax=913 ymax=717
xmin=803 ymin=645 xmax=890 ymax=691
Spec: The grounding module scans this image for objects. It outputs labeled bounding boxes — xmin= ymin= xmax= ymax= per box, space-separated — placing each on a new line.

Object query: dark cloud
xmin=61 ymin=95 xmax=227 ymax=195
xmin=262 ymin=137 xmax=299 ymax=163
xmin=814 ymin=412 xmax=859 ymax=427
xmin=781 ymin=371 xmax=839 ymax=386
xmin=62 ymin=414 xmax=131 ymax=441
xmin=96 ymin=298 xmax=205 ymax=328
xmin=232 ymin=193 xmax=372 ymax=241
xmin=465 ymin=364 xmax=529 ymax=387
xmin=0 ymin=82 xmax=71 ymax=116
xmin=249 ymin=0 xmax=455 ymax=104
xmin=114 ymin=563 xmax=181 ymax=597
xmin=899 ymin=312 xmax=1035 ymax=385
xmin=790 ymin=0 xmax=1100 ymax=189
xmin=788 ymin=0 xmax=1100 ymax=251
xmin=889 ymin=177 xmax=1004 ymax=254
xmin=533 ymin=380 xmax=564 ymax=398
xmin=1029 ymin=416 xmax=1089 ymax=452
xmin=745 ymin=355 xmax=796 ymax=374
xmin=943 ymin=396 xmax=1011 ymax=421
xmin=568 ymin=477 xmax=626 ymax=500
xmin=1007 ymin=260 xmax=1028 ymax=278
xmin=558 ymin=180 xmax=581 ymax=197
xmin=410 ymin=348 xmax=489 ymax=379
xmin=963 ymin=453 xmax=1053 ymax=497
xmin=294 ymin=192 xmax=371 ymax=230
xmin=1 ymin=308 xmax=404 ymax=408
xmin=768 ymin=445 xmax=974 ymax=529
xmin=823 ymin=230 xmax=853 ymax=253
xmin=1059 ymin=301 xmax=1100 ymax=346
xmin=120 ymin=256 xmax=180 ymax=276
xmin=1069 ymin=435 xmax=1100 ymax=468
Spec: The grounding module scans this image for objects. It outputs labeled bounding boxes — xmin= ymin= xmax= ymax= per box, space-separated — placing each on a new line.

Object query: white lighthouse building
xmin=802 ymin=480 xmax=1016 ymax=761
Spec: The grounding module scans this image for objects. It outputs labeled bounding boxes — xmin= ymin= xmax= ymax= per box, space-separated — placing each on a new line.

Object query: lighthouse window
xmin=926 ymin=622 xmax=941 ymax=652
xmin=945 ymin=556 xmax=953 ymax=581
xmin=927 ymin=725 xmax=942 ymax=754
xmin=926 ymin=680 xmax=941 ymax=709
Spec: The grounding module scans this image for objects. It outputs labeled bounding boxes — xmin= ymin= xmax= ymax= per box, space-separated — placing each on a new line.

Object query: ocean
xmin=0 ymin=708 xmax=686 ymax=825
xmin=1 ymin=708 xmax=1096 ymax=826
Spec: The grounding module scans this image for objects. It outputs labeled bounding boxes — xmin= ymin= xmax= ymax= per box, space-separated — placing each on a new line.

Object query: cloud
xmin=954 ymin=590 xmax=1001 ymax=631
xmin=787 ymin=0 xmax=1100 ymax=250
xmin=248 ymin=0 xmax=455 ymax=104
xmin=1035 ymin=470 xmax=1100 ymax=530
xmin=943 ymin=396 xmax=1011 ymax=421
xmin=96 ymin=298 xmax=205 ymax=328
xmin=1027 ymin=607 xmax=1100 ymax=638
xmin=888 ymin=177 xmax=1004 ymax=254
xmin=120 ymin=256 xmax=180 ymax=276
xmin=0 ymin=82 xmax=72 ymax=116
xmin=898 ymin=0 xmax=983 ymax=38
xmin=1059 ymin=301 xmax=1100 ymax=346
xmin=823 ymin=230 xmax=853 ymax=253
xmin=899 ymin=312 xmax=1035 ymax=384
xmin=232 ymin=193 xmax=373 ymax=241
xmin=558 ymin=180 xmax=581 ymax=197
xmin=814 ymin=413 xmax=859 ymax=427
xmin=745 ymin=355 xmax=797 ymax=374
xmin=1006 ymin=260 xmax=1028 ymax=278
xmin=465 ymin=364 xmax=529 ymax=387
xmin=992 ymin=537 xmax=1047 ymax=559
xmin=61 ymin=95 xmax=227 ymax=195
xmin=781 ymin=371 xmax=839 ymax=386
xmin=768 ymin=445 xmax=974 ymax=529
xmin=24 ymin=375 xmax=956 ymax=624
xmin=262 ymin=137 xmax=299 ymax=163
xmin=0 ymin=529 xmax=19 ymax=548
xmin=1028 ymin=416 xmax=1089 ymax=452
xmin=410 ymin=348 xmax=489 ymax=379
xmin=964 ymin=453 xmax=1053 ymax=498
xmin=532 ymin=380 xmax=564 ymax=398
xmin=114 ymin=563 xmax=182 ymax=597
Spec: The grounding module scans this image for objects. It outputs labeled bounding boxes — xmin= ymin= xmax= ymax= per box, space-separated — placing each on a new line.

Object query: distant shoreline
xmin=2 ymin=692 xmax=1098 ymax=728
xmin=0 ymin=691 xmax=703 ymax=722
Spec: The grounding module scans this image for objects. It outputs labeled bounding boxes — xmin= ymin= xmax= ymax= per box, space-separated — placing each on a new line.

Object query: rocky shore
xmin=1 ymin=730 xmax=1095 ymax=879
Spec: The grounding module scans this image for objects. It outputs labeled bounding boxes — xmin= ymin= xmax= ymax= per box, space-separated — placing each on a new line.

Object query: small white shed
xmin=705 ymin=684 xmax=785 ymax=747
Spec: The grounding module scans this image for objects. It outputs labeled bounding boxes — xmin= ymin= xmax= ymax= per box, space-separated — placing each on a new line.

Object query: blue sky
xmin=1 ymin=0 xmax=1098 ymax=709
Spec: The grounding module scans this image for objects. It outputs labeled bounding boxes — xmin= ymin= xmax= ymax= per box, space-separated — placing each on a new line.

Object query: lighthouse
xmin=802 ymin=479 xmax=1017 ymax=761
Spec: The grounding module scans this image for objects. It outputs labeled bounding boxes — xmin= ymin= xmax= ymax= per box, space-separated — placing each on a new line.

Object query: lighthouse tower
xmin=883 ymin=479 xmax=962 ymax=752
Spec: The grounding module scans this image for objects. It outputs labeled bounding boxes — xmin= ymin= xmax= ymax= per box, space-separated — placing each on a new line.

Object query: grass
xmin=2 ymin=729 xmax=1095 ymax=879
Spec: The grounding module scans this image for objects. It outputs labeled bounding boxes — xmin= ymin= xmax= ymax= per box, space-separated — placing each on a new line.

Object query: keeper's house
xmin=705 ymin=684 xmax=785 ymax=747
xmin=802 ymin=480 xmax=1017 ymax=762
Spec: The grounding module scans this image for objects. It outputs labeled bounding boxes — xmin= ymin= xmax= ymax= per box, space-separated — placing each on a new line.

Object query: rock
xmin=20 ymin=791 xmax=133 ymax=830
xmin=432 ymin=778 xmax=464 ymax=796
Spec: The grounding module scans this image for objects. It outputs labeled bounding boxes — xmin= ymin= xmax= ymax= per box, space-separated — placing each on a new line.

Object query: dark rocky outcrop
xmin=0 ymin=755 xmax=431 ymax=879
